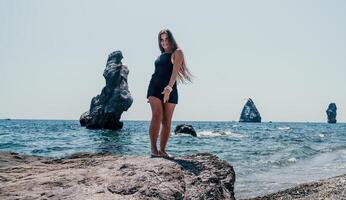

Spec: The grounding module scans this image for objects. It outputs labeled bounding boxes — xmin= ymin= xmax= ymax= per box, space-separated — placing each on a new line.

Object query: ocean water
xmin=0 ymin=120 xmax=345 ymax=199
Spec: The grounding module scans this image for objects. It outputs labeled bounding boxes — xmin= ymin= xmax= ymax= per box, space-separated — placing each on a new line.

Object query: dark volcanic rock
xmin=0 ymin=152 xmax=236 ymax=200
xmin=79 ymin=111 xmax=91 ymax=126
xmin=175 ymin=124 xmax=197 ymax=137
xmin=239 ymin=98 xmax=261 ymax=123
xmin=80 ymin=51 xmax=133 ymax=130
xmin=326 ymin=103 xmax=337 ymax=124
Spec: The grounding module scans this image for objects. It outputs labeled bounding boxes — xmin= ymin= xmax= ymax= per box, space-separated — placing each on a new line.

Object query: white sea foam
xmin=198 ymin=131 xmax=244 ymax=138
xmin=278 ymin=127 xmax=291 ymax=130
xmin=171 ymin=132 xmax=192 ymax=137
xmin=288 ymin=157 xmax=297 ymax=163
xmin=319 ymin=134 xmax=325 ymax=138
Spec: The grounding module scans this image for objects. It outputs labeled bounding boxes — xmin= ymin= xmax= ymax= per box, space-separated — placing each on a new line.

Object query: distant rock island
xmin=239 ymin=98 xmax=261 ymax=123
xmin=326 ymin=103 xmax=337 ymax=124
xmin=80 ymin=51 xmax=133 ymax=130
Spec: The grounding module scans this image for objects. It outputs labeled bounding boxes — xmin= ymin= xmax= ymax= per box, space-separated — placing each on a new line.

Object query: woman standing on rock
xmin=147 ymin=29 xmax=193 ymax=159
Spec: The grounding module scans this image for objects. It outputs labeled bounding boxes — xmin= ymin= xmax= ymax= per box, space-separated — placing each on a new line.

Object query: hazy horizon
xmin=1 ymin=0 xmax=345 ymax=122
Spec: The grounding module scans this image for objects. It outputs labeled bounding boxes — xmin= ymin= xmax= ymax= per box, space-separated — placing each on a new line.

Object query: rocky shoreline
xmin=0 ymin=151 xmax=345 ymax=200
xmin=242 ymin=173 xmax=346 ymax=200
xmin=0 ymin=151 xmax=235 ymax=200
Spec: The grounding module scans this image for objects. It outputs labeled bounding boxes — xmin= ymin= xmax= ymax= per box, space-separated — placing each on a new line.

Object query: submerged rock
xmin=239 ymin=98 xmax=261 ymax=123
xmin=175 ymin=124 xmax=197 ymax=137
xmin=80 ymin=51 xmax=133 ymax=130
xmin=0 ymin=152 xmax=236 ymax=200
xmin=326 ymin=103 xmax=337 ymax=124
xmin=212 ymin=130 xmax=227 ymax=135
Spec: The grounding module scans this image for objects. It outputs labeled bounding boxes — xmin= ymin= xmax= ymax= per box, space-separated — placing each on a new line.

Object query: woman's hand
xmin=161 ymin=88 xmax=171 ymax=103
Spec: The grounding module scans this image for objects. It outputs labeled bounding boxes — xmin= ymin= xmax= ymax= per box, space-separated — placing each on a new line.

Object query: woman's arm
xmin=168 ymin=49 xmax=183 ymax=87
xmin=161 ymin=49 xmax=183 ymax=103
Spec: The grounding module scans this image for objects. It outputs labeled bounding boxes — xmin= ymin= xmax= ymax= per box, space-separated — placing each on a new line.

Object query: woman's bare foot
xmin=158 ymin=150 xmax=174 ymax=160
xmin=150 ymin=148 xmax=160 ymax=158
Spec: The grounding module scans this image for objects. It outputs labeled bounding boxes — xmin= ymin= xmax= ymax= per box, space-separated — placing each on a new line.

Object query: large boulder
xmin=175 ymin=124 xmax=197 ymax=137
xmin=80 ymin=51 xmax=133 ymax=130
xmin=326 ymin=103 xmax=337 ymax=124
xmin=0 ymin=152 xmax=236 ymax=200
xmin=239 ymin=98 xmax=261 ymax=123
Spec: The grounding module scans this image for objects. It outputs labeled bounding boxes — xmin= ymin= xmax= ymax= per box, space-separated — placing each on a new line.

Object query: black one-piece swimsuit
xmin=146 ymin=52 xmax=178 ymax=104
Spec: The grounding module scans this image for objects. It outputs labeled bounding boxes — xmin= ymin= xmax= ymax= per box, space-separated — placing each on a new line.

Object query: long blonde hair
xmin=158 ymin=29 xmax=193 ymax=84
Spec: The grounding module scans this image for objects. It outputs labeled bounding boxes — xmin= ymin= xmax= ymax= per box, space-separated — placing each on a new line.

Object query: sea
xmin=0 ymin=119 xmax=345 ymax=199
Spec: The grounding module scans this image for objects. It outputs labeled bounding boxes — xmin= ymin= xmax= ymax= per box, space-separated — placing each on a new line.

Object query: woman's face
xmin=160 ymin=33 xmax=171 ymax=52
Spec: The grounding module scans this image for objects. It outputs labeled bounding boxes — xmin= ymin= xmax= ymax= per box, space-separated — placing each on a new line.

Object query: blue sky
xmin=1 ymin=0 xmax=345 ymax=122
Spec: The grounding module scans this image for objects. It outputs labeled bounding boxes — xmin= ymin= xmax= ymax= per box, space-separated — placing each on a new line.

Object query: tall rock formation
xmin=80 ymin=51 xmax=133 ymax=130
xmin=326 ymin=103 xmax=337 ymax=124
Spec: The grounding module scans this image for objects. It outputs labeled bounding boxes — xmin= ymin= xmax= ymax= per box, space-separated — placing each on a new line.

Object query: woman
xmin=147 ymin=29 xmax=193 ymax=159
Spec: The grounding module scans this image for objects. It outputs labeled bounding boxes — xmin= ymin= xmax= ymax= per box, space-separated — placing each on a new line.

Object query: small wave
xmin=319 ymin=134 xmax=325 ymax=138
xmin=288 ymin=157 xmax=297 ymax=163
xmin=267 ymin=157 xmax=297 ymax=167
xmin=198 ymin=131 xmax=244 ymax=138
xmin=277 ymin=127 xmax=291 ymax=130
xmin=320 ymin=144 xmax=346 ymax=153
xmin=171 ymin=133 xmax=193 ymax=137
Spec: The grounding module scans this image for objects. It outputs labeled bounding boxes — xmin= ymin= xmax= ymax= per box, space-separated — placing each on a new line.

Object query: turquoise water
xmin=0 ymin=120 xmax=345 ymax=198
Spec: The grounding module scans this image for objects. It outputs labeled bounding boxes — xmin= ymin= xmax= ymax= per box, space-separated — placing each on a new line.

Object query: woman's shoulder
xmin=174 ymin=48 xmax=183 ymax=53
xmin=173 ymin=48 xmax=183 ymax=57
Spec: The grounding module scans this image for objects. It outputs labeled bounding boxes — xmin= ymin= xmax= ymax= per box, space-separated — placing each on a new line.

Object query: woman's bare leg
xmin=148 ymin=96 xmax=163 ymax=155
xmin=159 ymin=102 xmax=176 ymax=154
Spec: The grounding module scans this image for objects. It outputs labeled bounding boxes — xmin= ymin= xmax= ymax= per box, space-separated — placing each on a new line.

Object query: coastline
xmin=242 ymin=173 xmax=346 ymax=200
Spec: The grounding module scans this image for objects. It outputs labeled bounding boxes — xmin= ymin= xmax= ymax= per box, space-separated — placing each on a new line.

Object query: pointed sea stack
xmin=80 ymin=50 xmax=133 ymax=130
xmin=239 ymin=98 xmax=261 ymax=123
xmin=326 ymin=103 xmax=337 ymax=123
